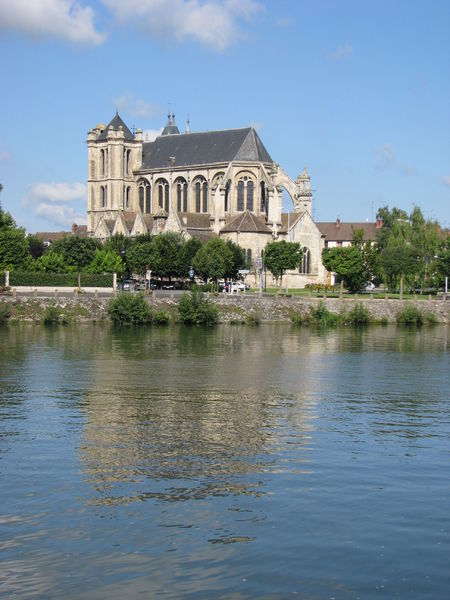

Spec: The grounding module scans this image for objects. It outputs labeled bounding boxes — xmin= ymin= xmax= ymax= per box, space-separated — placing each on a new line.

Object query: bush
xmin=344 ymin=302 xmax=371 ymax=325
xmin=177 ymin=290 xmax=218 ymax=324
xmin=153 ymin=309 xmax=170 ymax=325
xmin=290 ymin=312 xmax=305 ymax=325
xmin=8 ymin=272 xmax=113 ymax=287
xmin=246 ymin=312 xmax=261 ymax=326
xmin=108 ymin=293 xmax=153 ymax=325
xmin=396 ymin=304 xmax=424 ymax=326
xmin=310 ymin=301 xmax=339 ymax=326
xmin=43 ymin=304 xmax=61 ymax=325
xmin=424 ymin=311 xmax=439 ymax=325
xmin=0 ymin=302 xmax=11 ymax=323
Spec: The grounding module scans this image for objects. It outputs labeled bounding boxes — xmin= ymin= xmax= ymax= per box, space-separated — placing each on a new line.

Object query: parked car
xmin=365 ymin=282 xmax=376 ymax=291
xmin=120 ymin=279 xmax=136 ymax=292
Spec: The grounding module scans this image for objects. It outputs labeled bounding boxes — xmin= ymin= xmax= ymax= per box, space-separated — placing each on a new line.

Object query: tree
xmin=192 ymin=238 xmax=234 ymax=284
xmin=224 ymin=239 xmax=246 ymax=279
xmin=378 ymin=238 xmax=418 ymax=293
xmin=177 ymin=237 xmax=203 ymax=279
xmin=263 ymin=240 xmax=302 ymax=289
xmin=51 ymin=236 xmax=100 ymax=287
xmin=27 ymin=234 xmax=45 ymax=259
xmin=35 ymin=250 xmax=67 ymax=273
xmin=126 ymin=239 xmax=153 ymax=279
xmin=149 ymin=232 xmax=184 ymax=283
xmin=87 ymin=248 xmax=124 ymax=274
xmin=0 ymin=204 xmax=30 ymax=271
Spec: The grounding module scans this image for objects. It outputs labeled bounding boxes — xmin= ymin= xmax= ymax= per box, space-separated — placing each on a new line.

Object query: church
xmin=87 ymin=112 xmax=328 ymax=286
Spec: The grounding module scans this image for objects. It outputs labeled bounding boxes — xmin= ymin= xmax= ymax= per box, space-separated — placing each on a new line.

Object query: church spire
xmin=161 ymin=111 xmax=180 ymax=136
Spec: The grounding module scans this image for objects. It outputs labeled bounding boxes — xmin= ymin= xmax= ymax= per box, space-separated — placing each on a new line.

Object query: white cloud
xmin=114 ymin=93 xmax=160 ymax=118
xmin=35 ymin=203 xmax=86 ymax=227
xmin=28 ymin=181 xmax=86 ymax=203
xmin=442 ymin=175 xmax=450 ymax=187
xmin=143 ymin=128 xmax=163 ymax=141
xmin=375 ymin=143 xmax=416 ymax=176
xmin=101 ymin=0 xmax=263 ymax=51
xmin=0 ymin=0 xmax=105 ymax=45
xmin=326 ymin=44 xmax=353 ymax=61
xmin=23 ymin=181 xmax=86 ymax=228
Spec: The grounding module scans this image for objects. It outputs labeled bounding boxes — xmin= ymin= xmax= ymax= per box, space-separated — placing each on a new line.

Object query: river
xmin=0 ymin=324 xmax=449 ymax=599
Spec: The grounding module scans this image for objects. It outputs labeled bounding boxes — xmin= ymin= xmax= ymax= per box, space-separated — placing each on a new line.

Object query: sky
xmin=0 ymin=0 xmax=449 ymax=233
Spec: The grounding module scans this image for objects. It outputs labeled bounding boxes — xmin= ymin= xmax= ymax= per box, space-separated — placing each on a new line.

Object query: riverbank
xmin=1 ymin=293 xmax=449 ymax=324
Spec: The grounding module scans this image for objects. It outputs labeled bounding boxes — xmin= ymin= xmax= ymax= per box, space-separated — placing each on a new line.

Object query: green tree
xmin=35 ymin=250 xmax=67 ymax=273
xmin=27 ymin=234 xmax=45 ymax=259
xmin=224 ymin=239 xmax=246 ymax=279
xmin=263 ymin=240 xmax=302 ymax=290
xmin=87 ymin=248 xmax=124 ymax=274
xmin=126 ymin=238 xmax=153 ymax=279
xmin=0 ymin=204 xmax=30 ymax=271
xmin=177 ymin=237 xmax=203 ymax=279
xmin=192 ymin=238 xmax=234 ymax=284
xmin=379 ymin=238 xmax=418 ymax=293
xmin=51 ymin=236 xmax=100 ymax=288
xmin=149 ymin=232 xmax=184 ymax=283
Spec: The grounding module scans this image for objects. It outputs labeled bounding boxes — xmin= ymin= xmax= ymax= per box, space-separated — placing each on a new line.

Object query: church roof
xmin=141 ymin=127 xmax=273 ymax=170
xmin=317 ymin=221 xmax=377 ymax=242
xmin=97 ymin=113 xmax=134 ymax=141
xmin=161 ymin=113 xmax=180 ymax=136
xmin=279 ymin=212 xmax=304 ymax=233
xmin=221 ymin=210 xmax=271 ymax=233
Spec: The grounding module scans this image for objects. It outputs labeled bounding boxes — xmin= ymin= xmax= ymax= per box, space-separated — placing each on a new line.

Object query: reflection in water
xmin=0 ymin=324 xmax=449 ymax=599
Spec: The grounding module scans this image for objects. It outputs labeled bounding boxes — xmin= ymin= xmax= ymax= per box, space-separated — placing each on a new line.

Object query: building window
xmin=125 ymin=149 xmax=131 ymax=176
xmin=337 ymin=241 xmax=343 ymax=248
xmin=176 ymin=180 xmax=188 ymax=212
xmin=202 ymin=181 xmax=208 ymax=212
xmin=237 ymin=180 xmax=244 ymax=211
xmin=299 ymin=247 xmax=311 ymax=274
xmin=260 ymin=181 xmax=266 ymax=213
xmin=138 ymin=180 xmax=150 ymax=213
xmin=247 ymin=181 xmax=254 ymax=211
xmin=225 ymin=180 xmax=231 ymax=212
xmin=195 ymin=182 xmax=201 ymax=212
xmin=246 ymin=248 xmax=252 ymax=264
xmin=155 ymin=179 xmax=169 ymax=212
xmin=100 ymin=185 xmax=105 ymax=208
xmin=126 ymin=186 xmax=131 ymax=209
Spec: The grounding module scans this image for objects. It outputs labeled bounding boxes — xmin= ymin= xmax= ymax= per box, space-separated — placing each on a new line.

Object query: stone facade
xmin=86 ymin=112 xmax=327 ymax=287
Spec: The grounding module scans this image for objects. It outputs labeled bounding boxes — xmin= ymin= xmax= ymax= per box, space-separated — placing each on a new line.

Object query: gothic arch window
xmin=246 ymin=248 xmax=252 ymax=263
xmin=138 ymin=179 xmax=150 ymax=213
xmin=126 ymin=186 xmax=131 ymax=209
xmin=125 ymin=149 xmax=131 ymax=176
xmin=299 ymin=247 xmax=311 ymax=274
xmin=100 ymin=185 xmax=106 ymax=208
xmin=237 ymin=180 xmax=245 ymax=211
xmin=100 ymin=150 xmax=105 ymax=177
xmin=193 ymin=177 xmax=207 ymax=213
xmin=247 ymin=180 xmax=254 ymax=211
xmin=260 ymin=181 xmax=266 ymax=213
xmin=236 ymin=176 xmax=255 ymax=212
xmin=175 ymin=178 xmax=188 ymax=212
xmin=156 ymin=179 xmax=169 ymax=212
xmin=225 ymin=180 xmax=231 ymax=213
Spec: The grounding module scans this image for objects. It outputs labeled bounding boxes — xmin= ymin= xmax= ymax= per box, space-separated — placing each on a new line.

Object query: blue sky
xmin=0 ymin=0 xmax=449 ymax=232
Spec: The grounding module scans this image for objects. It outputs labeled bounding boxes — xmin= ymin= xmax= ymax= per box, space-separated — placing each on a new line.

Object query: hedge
xmin=8 ymin=272 xmax=113 ymax=287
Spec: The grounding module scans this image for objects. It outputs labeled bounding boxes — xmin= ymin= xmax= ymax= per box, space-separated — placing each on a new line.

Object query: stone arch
xmin=174 ymin=176 xmax=188 ymax=212
xmin=155 ymin=177 xmax=169 ymax=212
xmin=137 ymin=178 xmax=151 ymax=213
xmin=192 ymin=175 xmax=208 ymax=213
xmin=273 ymin=166 xmax=298 ymax=210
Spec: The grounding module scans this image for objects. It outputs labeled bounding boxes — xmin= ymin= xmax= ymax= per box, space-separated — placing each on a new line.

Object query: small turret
xmin=161 ymin=112 xmax=180 ymax=136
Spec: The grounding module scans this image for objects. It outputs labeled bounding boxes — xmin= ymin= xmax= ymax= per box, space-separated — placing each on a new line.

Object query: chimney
xmin=376 ymin=218 xmax=383 ymax=229
xmin=72 ymin=223 xmax=78 ymax=234
xmin=168 ymin=156 xmax=176 ymax=167
xmin=336 ymin=218 xmax=340 ymax=227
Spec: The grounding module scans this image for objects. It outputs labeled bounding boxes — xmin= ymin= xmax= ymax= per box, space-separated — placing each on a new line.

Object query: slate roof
xmin=140 ymin=127 xmax=273 ymax=170
xmin=187 ymin=229 xmax=216 ymax=243
xmin=317 ymin=222 xmax=378 ymax=242
xmin=279 ymin=212 xmax=304 ymax=233
xmin=177 ymin=212 xmax=211 ymax=229
xmin=97 ymin=113 xmax=134 ymax=141
xmin=221 ymin=210 xmax=271 ymax=233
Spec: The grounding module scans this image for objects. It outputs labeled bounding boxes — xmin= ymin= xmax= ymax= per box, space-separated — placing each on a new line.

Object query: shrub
xmin=43 ymin=304 xmax=61 ymax=325
xmin=344 ymin=302 xmax=371 ymax=325
xmin=153 ymin=309 xmax=170 ymax=325
xmin=246 ymin=312 xmax=261 ymax=326
xmin=310 ymin=301 xmax=339 ymax=326
xmin=108 ymin=293 xmax=153 ymax=325
xmin=396 ymin=304 xmax=424 ymax=326
xmin=424 ymin=311 xmax=439 ymax=325
xmin=177 ymin=290 xmax=218 ymax=325
xmin=290 ymin=312 xmax=304 ymax=325
xmin=0 ymin=302 xmax=11 ymax=323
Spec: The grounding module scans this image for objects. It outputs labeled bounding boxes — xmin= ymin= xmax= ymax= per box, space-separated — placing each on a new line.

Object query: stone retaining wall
xmin=1 ymin=293 xmax=448 ymax=323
